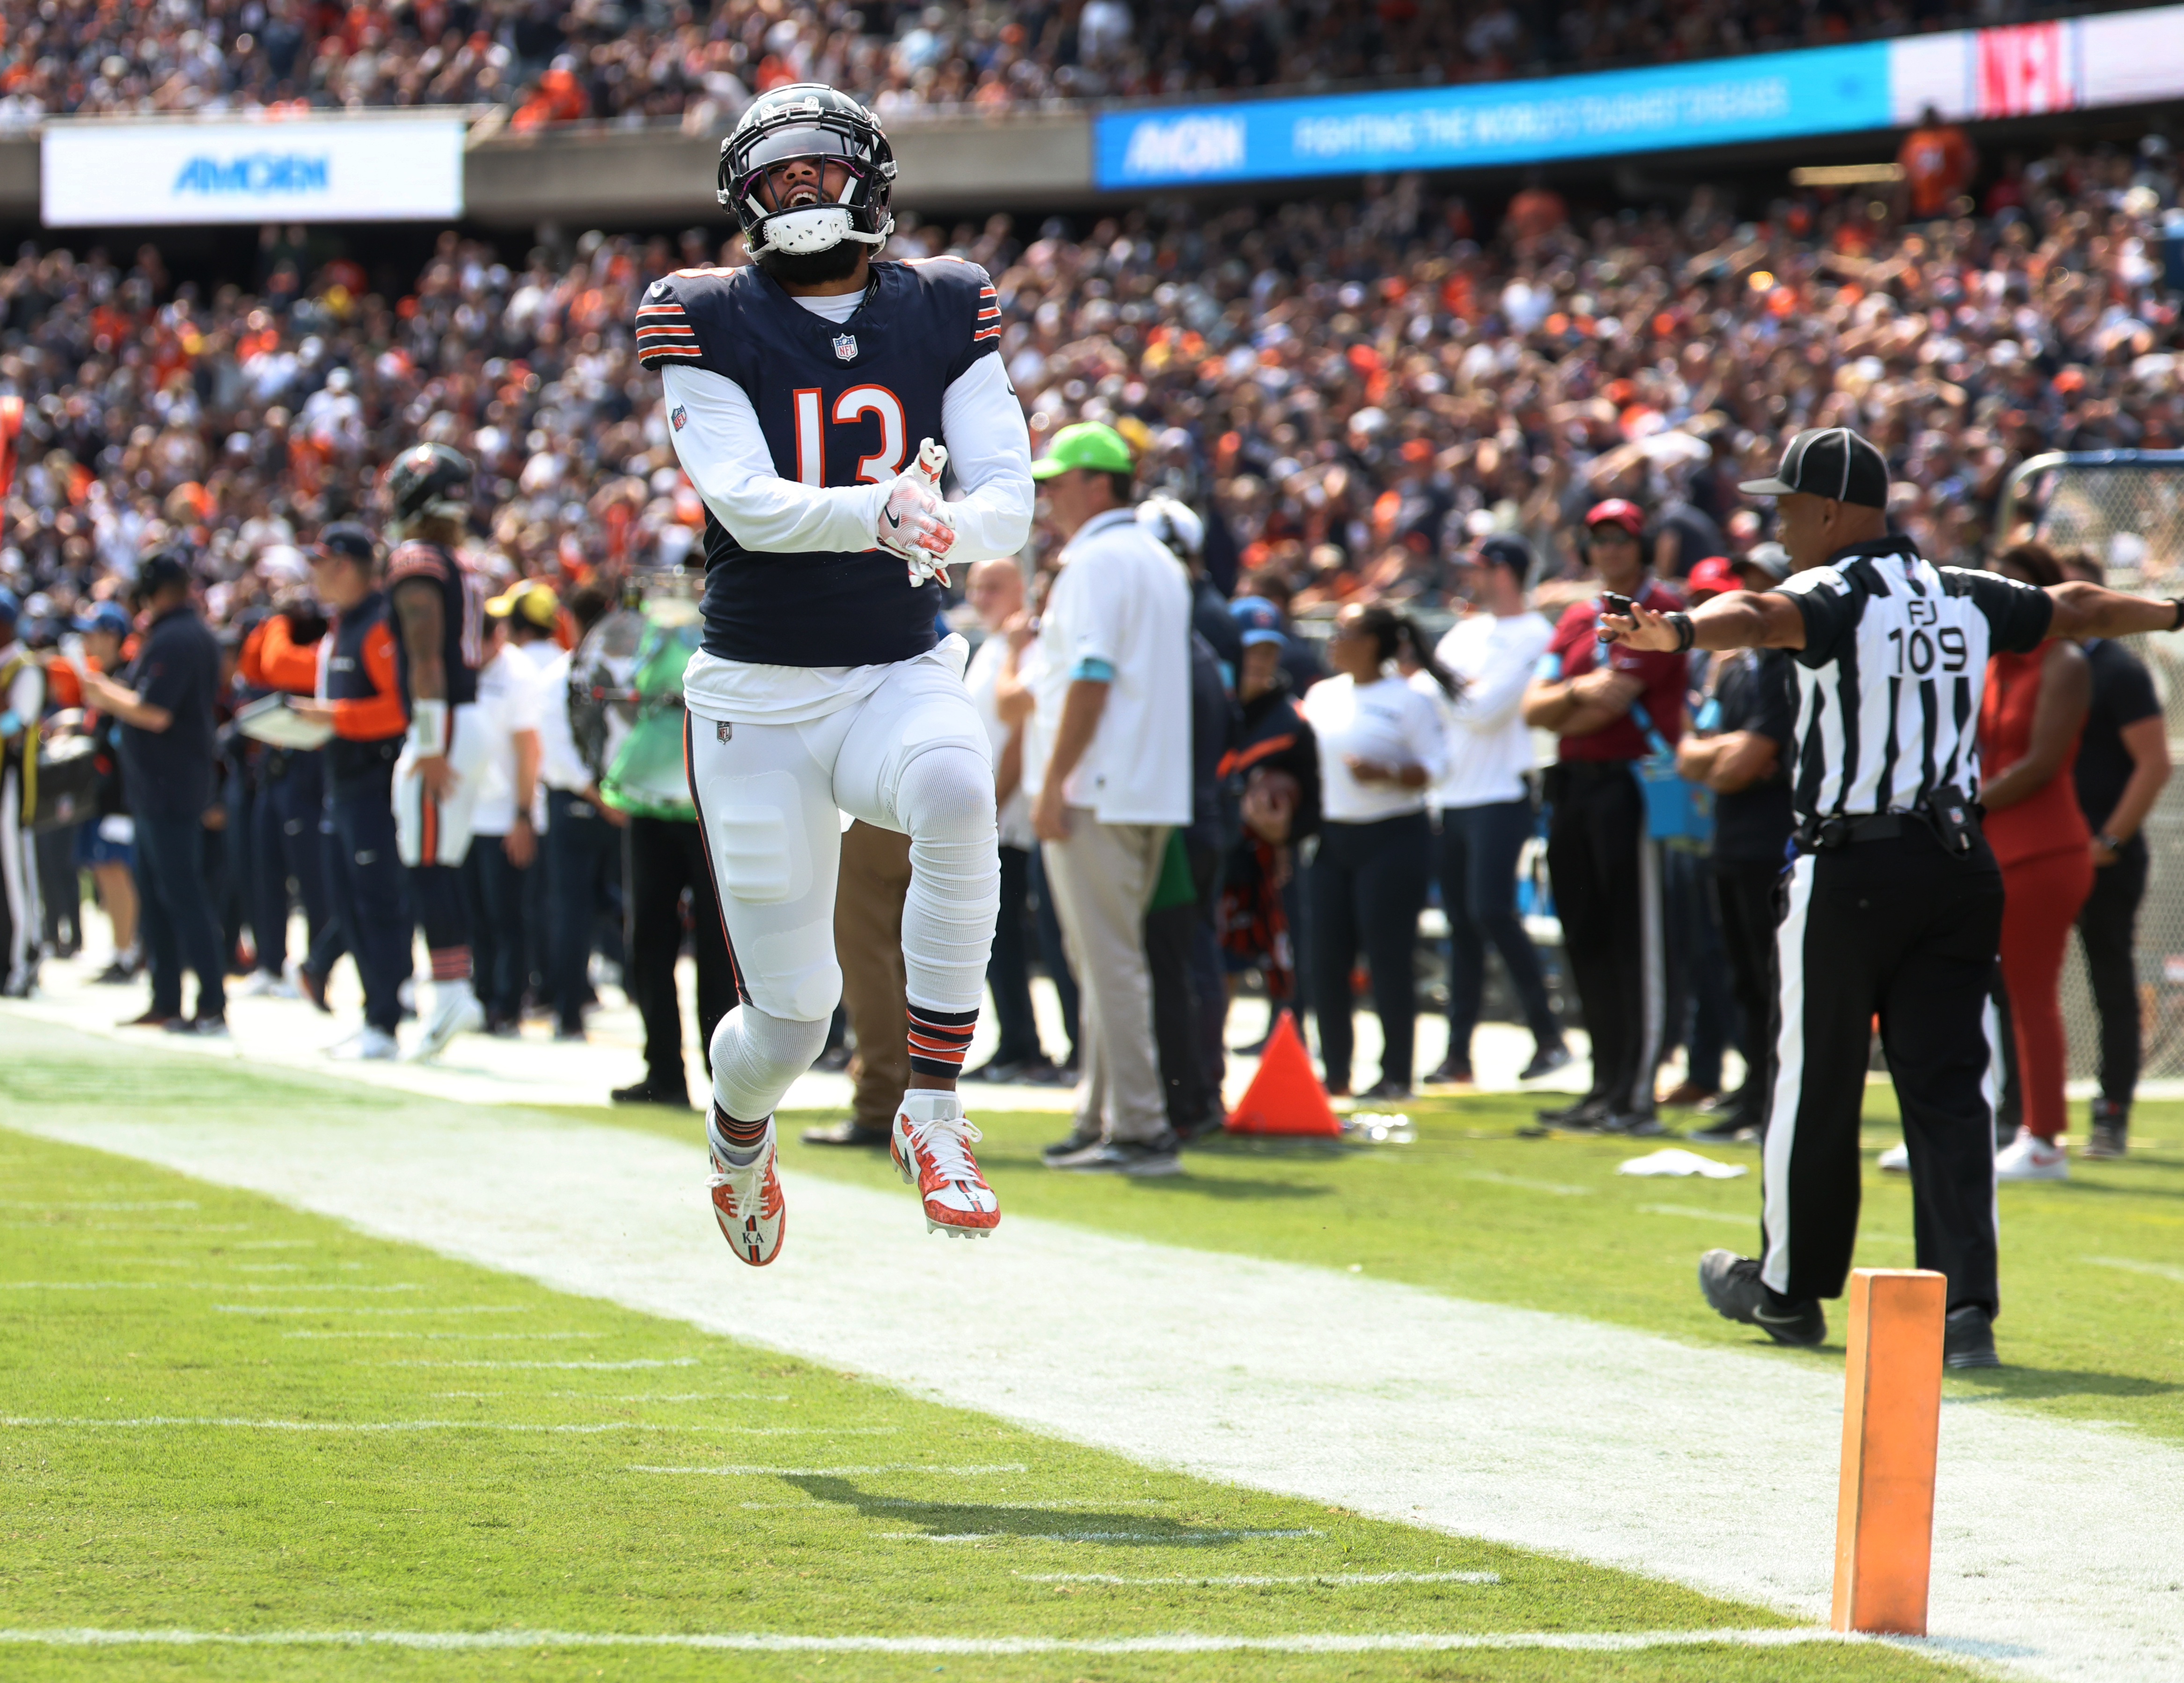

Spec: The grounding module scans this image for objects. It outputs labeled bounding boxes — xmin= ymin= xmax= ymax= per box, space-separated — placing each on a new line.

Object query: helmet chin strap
xmin=748 ymin=205 xmax=892 ymax=259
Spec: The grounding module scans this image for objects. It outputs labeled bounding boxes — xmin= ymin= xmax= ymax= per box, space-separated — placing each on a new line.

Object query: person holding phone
xmin=1520 ymin=499 xmax=1688 ymax=1135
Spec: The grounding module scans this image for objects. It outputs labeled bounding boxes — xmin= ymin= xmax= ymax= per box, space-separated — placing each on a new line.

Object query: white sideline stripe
xmin=546 ymin=1391 xmax=787 ymax=1402
xmin=0 ymin=1417 xmax=895 ymax=1435
xmin=734 ymin=1498 xmax=1186 ymax=1510
xmin=12 ymin=1023 xmax=2182 ymax=1683
xmin=378 ymin=1358 xmax=701 ymax=1370
xmin=215 ymin=1306 xmax=528 ymax=1316
xmin=877 ymin=1498 xmax=1171 ymax=1508
xmin=1637 ymin=1205 xmax=1751 ymax=1225
xmin=1019 ymin=1570 xmax=1502 ymax=1586
xmin=884 ymin=1528 xmax=1321 ymax=1544
xmin=0 ymin=1627 xmax=1862 ymax=1654
xmin=0 ymin=1200 xmax=198 ymax=1209
xmin=281 ymin=1331 xmax=605 ymax=1340
xmin=2083 ymin=1255 xmax=2184 ymax=1284
xmin=0 ymin=1282 xmax=421 ymax=1293
xmin=631 ymin=1464 xmax=1027 ymax=1477
xmin=0 ymin=1222 xmax=252 ymax=1232
xmin=1459 ymin=1171 xmax=1590 ymax=1196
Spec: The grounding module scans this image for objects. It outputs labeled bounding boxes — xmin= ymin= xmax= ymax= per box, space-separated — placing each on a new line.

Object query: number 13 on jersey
xmin=792 ymin=385 xmax=908 ymax=487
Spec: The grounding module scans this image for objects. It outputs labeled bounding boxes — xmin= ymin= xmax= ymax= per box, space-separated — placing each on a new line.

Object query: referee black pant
xmin=1544 ymin=761 xmax=1666 ymax=1117
xmin=1764 ymin=824 xmax=2003 ymax=1315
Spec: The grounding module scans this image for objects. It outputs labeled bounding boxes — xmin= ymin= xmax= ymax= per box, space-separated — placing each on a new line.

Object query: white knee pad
xmin=897 ymin=742 xmax=1001 ymax=1015
xmin=709 ymin=1003 xmax=832 ymax=1122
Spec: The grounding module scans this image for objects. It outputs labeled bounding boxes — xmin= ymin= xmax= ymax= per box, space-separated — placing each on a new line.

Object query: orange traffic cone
xmin=1225 ymin=1009 xmax=1341 ymax=1136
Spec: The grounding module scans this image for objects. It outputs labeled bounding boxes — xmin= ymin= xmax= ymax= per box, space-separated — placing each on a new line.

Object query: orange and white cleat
xmin=706 ymin=1112 xmax=786 ymax=1266
xmin=891 ymin=1090 xmax=999 ymax=1238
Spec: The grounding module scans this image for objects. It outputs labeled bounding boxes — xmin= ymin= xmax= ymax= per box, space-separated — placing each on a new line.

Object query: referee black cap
xmin=1739 ymin=426 xmax=1889 ymax=508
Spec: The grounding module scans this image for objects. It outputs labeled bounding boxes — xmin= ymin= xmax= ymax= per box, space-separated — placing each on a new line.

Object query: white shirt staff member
xmin=1420 ymin=533 xmax=1567 ymax=1086
xmin=1300 ymin=601 xmax=1451 ymax=1102
xmin=1026 ymin=422 xmax=1192 ymax=1175
xmin=1604 ymin=424 xmax=2184 ymax=1370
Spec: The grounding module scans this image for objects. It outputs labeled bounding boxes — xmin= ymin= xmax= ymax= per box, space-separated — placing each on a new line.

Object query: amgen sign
xmin=172 ymin=153 xmax=332 ymax=197
xmin=44 ymin=116 xmax=462 ymax=226
xmin=1117 ymin=114 xmax=1247 ymax=182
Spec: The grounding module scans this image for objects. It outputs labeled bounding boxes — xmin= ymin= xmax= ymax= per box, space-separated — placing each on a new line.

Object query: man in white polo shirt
xmin=1026 ymin=423 xmax=1192 ymax=1176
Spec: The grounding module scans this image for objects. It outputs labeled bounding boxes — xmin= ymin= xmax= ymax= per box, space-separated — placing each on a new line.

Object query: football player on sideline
xmin=384 ymin=442 xmax=492 ymax=1061
xmin=639 ymin=83 xmax=1033 ymax=1264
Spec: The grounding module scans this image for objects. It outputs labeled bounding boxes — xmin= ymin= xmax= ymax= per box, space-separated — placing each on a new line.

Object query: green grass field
xmin=6 ymin=1032 xmax=2179 ymax=1680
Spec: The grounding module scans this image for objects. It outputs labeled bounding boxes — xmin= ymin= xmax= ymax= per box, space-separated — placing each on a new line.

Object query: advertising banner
xmin=42 ymin=115 xmax=465 ymax=227
xmin=1095 ymin=44 xmax=1894 ymax=189
xmin=1096 ymin=5 xmax=2184 ymax=191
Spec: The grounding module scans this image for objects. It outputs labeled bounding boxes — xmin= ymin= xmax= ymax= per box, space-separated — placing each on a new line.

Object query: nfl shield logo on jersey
xmin=832 ymin=333 xmax=858 ymax=362
xmin=671 ymin=404 xmax=687 ymax=432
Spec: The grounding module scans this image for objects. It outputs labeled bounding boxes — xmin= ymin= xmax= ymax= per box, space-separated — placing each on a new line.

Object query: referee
xmin=1603 ymin=426 xmax=2184 ymax=1369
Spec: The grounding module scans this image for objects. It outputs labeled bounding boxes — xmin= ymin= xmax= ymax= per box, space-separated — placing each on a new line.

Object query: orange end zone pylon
xmin=1224 ymin=1009 xmax=1341 ymax=1136
xmin=1832 ymin=1266 xmax=1947 ymax=1636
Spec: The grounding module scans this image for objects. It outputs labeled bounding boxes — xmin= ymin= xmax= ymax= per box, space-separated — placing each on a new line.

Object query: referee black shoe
xmin=1698 ymin=1250 xmax=1826 ymax=1348
xmin=1943 ymin=1305 xmax=2000 ymax=1369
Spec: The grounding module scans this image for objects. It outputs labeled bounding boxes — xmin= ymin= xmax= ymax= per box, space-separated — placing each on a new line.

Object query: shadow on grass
xmin=1951 ymin=1365 xmax=2183 ymax=1401
xmin=1126 ymin=1173 xmax=1334 ymax=1201
xmin=784 ymin=1476 xmax=1303 ymax=1545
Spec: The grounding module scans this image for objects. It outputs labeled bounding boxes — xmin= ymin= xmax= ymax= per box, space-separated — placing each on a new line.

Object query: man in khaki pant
xmin=801 ymin=819 xmax=913 ymax=1148
xmin=1025 ymin=424 xmax=1193 ymax=1176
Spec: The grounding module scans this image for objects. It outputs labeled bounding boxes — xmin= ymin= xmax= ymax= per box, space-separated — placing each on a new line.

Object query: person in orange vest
xmin=233 ymin=594 xmax=335 ymax=999
xmin=286 ymin=524 xmax=413 ymax=1060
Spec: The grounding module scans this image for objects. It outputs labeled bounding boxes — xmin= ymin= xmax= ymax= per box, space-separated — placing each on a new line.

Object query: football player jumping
xmin=638 ymin=84 xmax=1033 ymax=1265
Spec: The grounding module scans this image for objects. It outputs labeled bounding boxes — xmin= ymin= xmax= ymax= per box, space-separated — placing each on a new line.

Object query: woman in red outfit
xmin=1980 ymin=542 xmax=2092 ymax=1180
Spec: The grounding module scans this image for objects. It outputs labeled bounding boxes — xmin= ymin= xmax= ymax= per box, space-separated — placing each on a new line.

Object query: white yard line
xmin=630 ymin=1463 xmax=1029 ymax=1477
xmin=0 ymin=1417 xmax=898 ymax=1435
xmin=882 ymin=1529 xmax=1322 ymax=1544
xmin=2082 ymin=1256 xmax=2184 ymax=1284
xmin=7 ymin=1021 xmax=2182 ymax=1683
xmin=0 ymin=1626 xmax=1874 ymax=1654
xmin=376 ymin=1357 xmax=700 ymax=1370
xmin=212 ymin=1305 xmax=529 ymax=1315
xmin=1019 ymin=1570 xmax=1503 ymax=1585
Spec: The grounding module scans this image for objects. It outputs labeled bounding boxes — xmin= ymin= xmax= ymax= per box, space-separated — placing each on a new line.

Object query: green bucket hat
xmin=1031 ymin=420 xmax=1135 ymax=480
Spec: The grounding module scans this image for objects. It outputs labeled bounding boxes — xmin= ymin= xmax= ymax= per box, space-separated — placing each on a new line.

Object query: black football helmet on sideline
xmin=384 ymin=441 xmax=473 ymax=535
xmin=717 ymin=83 xmax=896 ymax=259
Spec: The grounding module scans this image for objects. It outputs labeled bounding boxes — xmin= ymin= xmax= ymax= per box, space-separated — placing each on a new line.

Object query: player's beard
xmin=756 ymin=240 xmax=865 ymax=287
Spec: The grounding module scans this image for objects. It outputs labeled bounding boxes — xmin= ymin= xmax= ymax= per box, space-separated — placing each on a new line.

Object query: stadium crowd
xmin=0 ymin=0 xmax=2159 ymax=130
xmin=0 ymin=126 xmax=2177 ymax=1159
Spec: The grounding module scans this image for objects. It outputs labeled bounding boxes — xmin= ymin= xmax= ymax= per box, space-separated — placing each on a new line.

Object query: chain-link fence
xmin=2000 ymin=450 xmax=2184 ymax=1080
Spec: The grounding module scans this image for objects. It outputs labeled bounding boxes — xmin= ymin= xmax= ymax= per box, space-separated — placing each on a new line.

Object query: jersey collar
xmin=758 ymin=262 xmax=890 ymax=364
xmin=1825 ymin=534 xmax=1920 ymax=567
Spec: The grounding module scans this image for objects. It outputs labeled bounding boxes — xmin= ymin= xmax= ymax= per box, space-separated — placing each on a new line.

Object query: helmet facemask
xmin=718 ymin=91 xmax=896 ymax=274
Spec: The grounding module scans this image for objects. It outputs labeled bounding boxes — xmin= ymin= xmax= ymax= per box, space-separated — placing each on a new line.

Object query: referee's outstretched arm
xmin=1601 ymin=579 xmax=2184 ymax=656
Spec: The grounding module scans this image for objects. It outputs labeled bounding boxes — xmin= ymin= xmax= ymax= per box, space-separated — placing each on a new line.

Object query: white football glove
xmin=876 ymin=437 xmax=955 ymax=587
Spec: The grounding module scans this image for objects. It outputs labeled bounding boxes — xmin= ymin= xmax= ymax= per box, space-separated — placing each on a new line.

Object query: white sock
xmin=899 ymin=1089 xmax=964 ymax=1126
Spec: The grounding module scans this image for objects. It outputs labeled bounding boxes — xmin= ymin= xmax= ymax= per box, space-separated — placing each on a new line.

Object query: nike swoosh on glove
xmin=876 ymin=437 xmax=956 ymax=586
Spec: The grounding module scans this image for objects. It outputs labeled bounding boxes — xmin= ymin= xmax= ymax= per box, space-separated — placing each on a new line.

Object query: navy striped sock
xmin=906 ymin=1002 xmax=978 ymax=1079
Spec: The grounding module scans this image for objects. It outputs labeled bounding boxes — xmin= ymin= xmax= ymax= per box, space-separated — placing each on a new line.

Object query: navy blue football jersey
xmin=635 ymin=257 xmax=1001 ymax=668
xmin=386 ymin=539 xmax=487 ymax=709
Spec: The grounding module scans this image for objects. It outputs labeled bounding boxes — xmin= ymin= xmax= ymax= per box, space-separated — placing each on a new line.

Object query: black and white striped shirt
xmin=1776 ymin=538 xmax=2054 ymax=823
